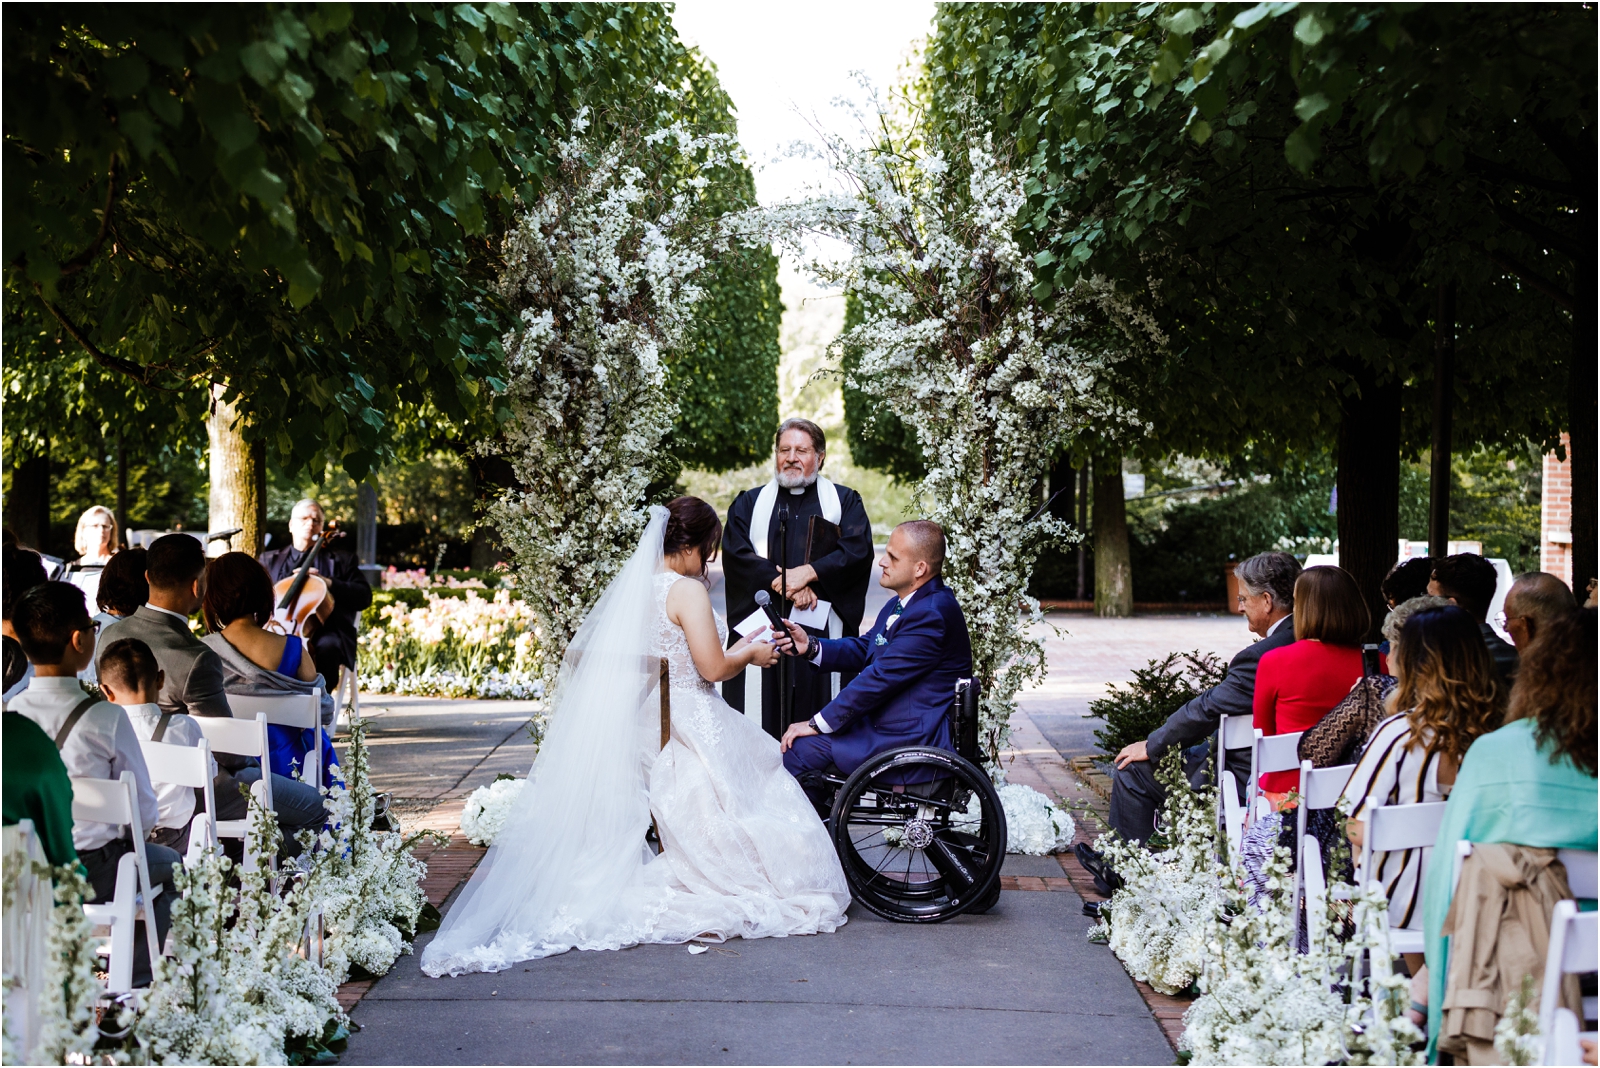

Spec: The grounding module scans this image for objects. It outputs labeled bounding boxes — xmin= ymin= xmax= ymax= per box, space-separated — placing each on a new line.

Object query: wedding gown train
xmin=421 ymin=510 xmax=848 ymax=977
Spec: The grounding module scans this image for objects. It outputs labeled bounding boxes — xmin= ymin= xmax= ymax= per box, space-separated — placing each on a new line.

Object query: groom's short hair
xmin=775 ymin=417 xmax=826 ymax=455
xmin=897 ymin=520 xmax=946 ymax=577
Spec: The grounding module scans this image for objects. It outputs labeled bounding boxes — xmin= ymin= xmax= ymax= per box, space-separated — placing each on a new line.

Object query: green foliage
xmin=1088 ymin=651 xmax=1229 ymax=758
xmin=922 ymin=4 xmax=1575 ymax=465
xmin=838 ymin=292 xmax=925 ymax=481
xmin=663 ymin=50 xmax=782 ymax=473
xmin=3 ymin=4 xmax=686 ymax=480
xmin=1448 ymin=445 xmax=1545 ymax=572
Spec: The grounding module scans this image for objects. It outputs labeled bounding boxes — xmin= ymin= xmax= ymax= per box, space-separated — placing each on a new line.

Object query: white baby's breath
xmin=459 ymin=778 xmax=529 ymax=847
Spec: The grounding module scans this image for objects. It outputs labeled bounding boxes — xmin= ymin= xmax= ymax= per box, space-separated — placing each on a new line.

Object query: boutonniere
xmin=874 ymin=633 xmax=888 ymax=646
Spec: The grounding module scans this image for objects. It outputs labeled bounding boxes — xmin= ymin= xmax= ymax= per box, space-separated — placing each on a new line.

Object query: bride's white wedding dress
xmin=421 ymin=508 xmax=848 ymax=978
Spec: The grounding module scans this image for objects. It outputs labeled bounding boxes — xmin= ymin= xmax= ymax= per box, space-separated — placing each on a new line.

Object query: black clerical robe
xmin=259 ymin=541 xmax=372 ymax=685
xmin=721 ymin=480 xmax=873 ymax=739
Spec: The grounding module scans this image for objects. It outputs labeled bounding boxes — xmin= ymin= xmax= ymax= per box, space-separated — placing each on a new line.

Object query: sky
xmin=671 ymin=0 xmax=936 ymax=208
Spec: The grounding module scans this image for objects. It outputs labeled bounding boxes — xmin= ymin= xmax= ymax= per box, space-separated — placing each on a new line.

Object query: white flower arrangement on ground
xmin=304 ymin=721 xmax=437 ymax=983
xmin=735 ymin=92 xmax=1163 ymax=769
xmin=18 ymin=864 xmax=102 ymax=1064
xmin=459 ymin=777 xmax=528 ymax=846
xmin=360 ymin=590 xmax=541 ymax=700
xmin=487 ymin=105 xmax=758 ymax=696
xmin=987 ymin=783 xmax=1075 ymax=855
xmin=1089 ymin=750 xmax=1225 ymax=995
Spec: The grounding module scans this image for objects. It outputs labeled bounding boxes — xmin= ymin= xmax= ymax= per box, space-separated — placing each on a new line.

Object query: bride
xmin=421 ymin=497 xmax=850 ymax=977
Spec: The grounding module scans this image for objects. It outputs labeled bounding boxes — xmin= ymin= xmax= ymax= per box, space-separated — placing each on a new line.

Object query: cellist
xmin=258 ymin=499 xmax=371 ymax=687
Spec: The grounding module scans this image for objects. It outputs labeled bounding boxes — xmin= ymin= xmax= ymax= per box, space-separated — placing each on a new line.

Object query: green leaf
xmin=239 ymin=40 xmax=289 ymax=87
xmin=1293 ymin=13 xmax=1327 ymax=46
xmin=1293 ymin=93 xmax=1331 ymax=123
xmin=119 ymin=110 xmax=159 ymax=156
xmin=1161 ymin=8 xmax=1205 ymax=36
xmin=1188 ymin=118 xmax=1212 ymax=144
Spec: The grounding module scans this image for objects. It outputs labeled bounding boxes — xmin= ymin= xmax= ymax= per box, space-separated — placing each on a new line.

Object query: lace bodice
xmin=651 ymin=572 xmax=725 ymax=694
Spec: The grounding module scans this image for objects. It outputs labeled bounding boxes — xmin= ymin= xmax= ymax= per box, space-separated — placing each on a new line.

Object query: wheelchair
xmin=802 ymin=679 xmax=1007 ymax=923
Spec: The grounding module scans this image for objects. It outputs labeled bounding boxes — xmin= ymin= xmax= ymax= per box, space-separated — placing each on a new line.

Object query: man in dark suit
xmin=258 ymin=499 xmax=371 ymax=687
xmin=776 ymin=521 xmax=971 ymax=809
xmin=1428 ymin=552 xmax=1518 ymax=684
xmin=1106 ymin=550 xmax=1302 ymax=844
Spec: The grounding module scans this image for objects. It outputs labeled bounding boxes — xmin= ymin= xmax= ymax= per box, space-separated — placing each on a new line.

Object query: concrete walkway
xmin=338 ymin=613 xmax=1257 ymax=1064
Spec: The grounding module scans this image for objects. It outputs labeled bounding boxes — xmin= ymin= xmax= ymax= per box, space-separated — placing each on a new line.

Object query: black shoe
xmin=1082 ymin=899 xmax=1105 ymax=918
xmin=1074 ymin=842 xmax=1124 ymax=897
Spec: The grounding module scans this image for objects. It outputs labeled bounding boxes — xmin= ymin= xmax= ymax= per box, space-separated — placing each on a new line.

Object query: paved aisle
xmin=342 ymin=853 xmax=1171 ymax=1066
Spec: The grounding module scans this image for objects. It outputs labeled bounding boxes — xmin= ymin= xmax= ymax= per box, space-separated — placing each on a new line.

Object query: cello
xmin=268 ymin=530 xmax=339 ymax=636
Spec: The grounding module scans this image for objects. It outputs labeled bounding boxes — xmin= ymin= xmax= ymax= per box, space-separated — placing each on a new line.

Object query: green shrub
xmin=1088 ymin=651 xmax=1228 ymax=757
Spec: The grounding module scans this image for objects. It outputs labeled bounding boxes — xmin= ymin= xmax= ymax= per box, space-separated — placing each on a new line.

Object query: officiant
xmin=722 ymin=418 xmax=874 ymax=739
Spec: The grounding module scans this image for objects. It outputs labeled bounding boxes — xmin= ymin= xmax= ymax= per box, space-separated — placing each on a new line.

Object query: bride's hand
xmin=745 ymin=640 xmax=780 ymax=668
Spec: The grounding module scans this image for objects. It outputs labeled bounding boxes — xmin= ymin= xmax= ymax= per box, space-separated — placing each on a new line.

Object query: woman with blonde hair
xmin=72 ymin=505 xmax=119 ymax=565
xmin=1340 ymin=604 xmax=1502 ymax=932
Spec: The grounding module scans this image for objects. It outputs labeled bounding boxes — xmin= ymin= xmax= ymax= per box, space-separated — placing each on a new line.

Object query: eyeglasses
xmin=1494 ymin=611 xmax=1524 ymax=629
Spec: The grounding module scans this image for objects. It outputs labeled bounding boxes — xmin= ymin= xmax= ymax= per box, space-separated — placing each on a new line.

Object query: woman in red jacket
xmin=1254 ymin=565 xmax=1379 ymax=802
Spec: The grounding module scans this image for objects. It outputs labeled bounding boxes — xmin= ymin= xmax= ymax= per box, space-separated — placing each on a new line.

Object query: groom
xmin=775 ymin=520 xmax=972 ymax=810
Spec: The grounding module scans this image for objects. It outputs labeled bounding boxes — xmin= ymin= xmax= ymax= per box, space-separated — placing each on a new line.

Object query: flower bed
xmin=359 ymin=587 xmax=542 ymax=700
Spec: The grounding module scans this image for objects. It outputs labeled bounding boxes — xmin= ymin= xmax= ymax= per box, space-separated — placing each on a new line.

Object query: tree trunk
xmin=1570 ymin=252 xmax=1596 ymax=595
xmin=1337 ymin=369 xmax=1402 ymax=641
xmin=7 ymin=444 xmax=50 ymax=553
xmin=1429 ymin=283 xmax=1456 ymax=558
xmin=1077 ymin=466 xmax=1089 ymax=599
xmin=356 ymin=482 xmax=378 ymax=566
xmin=115 ymin=430 xmax=129 ymax=541
xmin=206 ymin=385 xmax=265 ymax=556
xmin=1093 ymin=454 xmax=1132 ymax=617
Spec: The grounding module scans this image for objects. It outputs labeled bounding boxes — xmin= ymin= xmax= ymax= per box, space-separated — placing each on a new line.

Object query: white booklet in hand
xmin=788 ymin=599 xmax=832 ymax=630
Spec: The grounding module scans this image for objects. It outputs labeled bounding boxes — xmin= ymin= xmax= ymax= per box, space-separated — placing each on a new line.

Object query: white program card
xmin=788 ymin=599 xmax=832 ymax=630
xmin=733 ymin=609 xmax=775 ymax=642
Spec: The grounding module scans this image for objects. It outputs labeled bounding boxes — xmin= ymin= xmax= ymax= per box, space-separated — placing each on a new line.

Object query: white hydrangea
xmin=993 ymin=783 xmax=1075 ymax=855
xmin=459 ymin=777 xmax=528 ymax=846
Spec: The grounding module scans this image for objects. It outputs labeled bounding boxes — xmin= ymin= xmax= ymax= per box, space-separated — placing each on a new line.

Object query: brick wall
xmin=1541 ymin=432 xmax=1573 ymax=588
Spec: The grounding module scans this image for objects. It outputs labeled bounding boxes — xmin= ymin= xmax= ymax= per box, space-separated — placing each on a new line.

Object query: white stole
xmin=743 ymin=476 xmax=845 ymax=723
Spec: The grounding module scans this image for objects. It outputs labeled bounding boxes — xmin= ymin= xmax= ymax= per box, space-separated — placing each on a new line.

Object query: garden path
xmin=336 ymin=611 xmax=1252 ymax=1063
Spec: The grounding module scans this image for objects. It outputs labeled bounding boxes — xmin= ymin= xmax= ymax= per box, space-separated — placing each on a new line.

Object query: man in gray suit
xmin=99 ymin=534 xmax=324 ymax=846
xmin=1105 ymin=551 xmax=1301 ymax=844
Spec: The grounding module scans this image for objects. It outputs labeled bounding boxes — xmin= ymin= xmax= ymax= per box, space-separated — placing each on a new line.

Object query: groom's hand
xmin=780 ymin=720 xmax=818 ymax=753
xmin=774 ymin=620 xmax=810 ymax=657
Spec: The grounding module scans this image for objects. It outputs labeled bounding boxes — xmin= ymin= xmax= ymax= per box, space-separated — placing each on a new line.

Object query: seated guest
xmin=1298 ymin=594 xmax=1450 ymax=770
xmin=3 ymin=710 xmax=79 ymax=868
xmin=66 ymin=505 xmax=119 ymax=610
xmin=80 ymin=546 xmax=148 ymax=685
xmin=1382 ymin=556 xmax=1435 ymax=610
xmin=1421 ymin=607 xmax=1597 ymax=1060
xmin=1104 ymin=551 xmax=1301 ymax=844
xmin=1341 ymin=605 xmax=1502 ymax=940
xmin=99 ymin=637 xmax=205 ymax=854
xmin=8 ymin=582 xmax=175 ymax=987
xmin=201 ymin=552 xmax=338 ymax=788
xmin=1253 ymin=565 xmax=1377 ymax=805
xmin=99 ymin=534 xmax=325 ymax=852
xmin=1500 ymin=570 xmax=1576 ymax=650
xmin=2 ymin=546 xmax=49 ymax=702
xmin=1429 ymin=552 xmax=1517 ymax=683
xmin=259 ymin=499 xmax=371 ymax=692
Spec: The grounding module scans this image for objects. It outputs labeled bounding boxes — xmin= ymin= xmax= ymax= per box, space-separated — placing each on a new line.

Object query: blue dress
xmin=269 ymin=637 xmax=341 ymax=789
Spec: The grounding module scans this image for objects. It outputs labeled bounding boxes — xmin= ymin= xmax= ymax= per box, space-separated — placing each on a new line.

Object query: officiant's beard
xmin=776 ymin=467 xmax=819 ymax=490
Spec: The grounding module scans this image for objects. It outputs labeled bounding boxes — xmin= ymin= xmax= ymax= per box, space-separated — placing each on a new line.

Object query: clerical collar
xmin=787 ymin=487 xmax=804 ymax=495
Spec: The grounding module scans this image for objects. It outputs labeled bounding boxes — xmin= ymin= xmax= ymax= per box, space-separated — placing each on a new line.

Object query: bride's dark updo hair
xmin=663 ymin=496 xmax=722 ymax=573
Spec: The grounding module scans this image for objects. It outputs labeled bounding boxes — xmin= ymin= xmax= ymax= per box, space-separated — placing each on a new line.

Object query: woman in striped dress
xmin=1340 ymin=604 xmax=1503 ymax=937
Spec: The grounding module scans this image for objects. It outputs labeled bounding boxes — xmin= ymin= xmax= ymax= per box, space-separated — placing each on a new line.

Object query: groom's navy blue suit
xmin=782 ymin=576 xmax=972 ymax=784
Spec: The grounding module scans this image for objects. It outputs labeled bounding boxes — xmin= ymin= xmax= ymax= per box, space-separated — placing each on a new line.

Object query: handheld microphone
xmin=753 ymin=590 xmax=787 ymax=647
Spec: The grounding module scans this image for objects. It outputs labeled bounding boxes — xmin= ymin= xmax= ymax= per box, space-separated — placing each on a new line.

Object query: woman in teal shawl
xmin=1422 ymin=608 xmax=1597 ymax=1061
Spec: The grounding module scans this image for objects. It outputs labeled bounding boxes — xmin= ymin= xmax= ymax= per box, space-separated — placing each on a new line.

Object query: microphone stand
xmin=778 ymin=500 xmax=793 ymax=733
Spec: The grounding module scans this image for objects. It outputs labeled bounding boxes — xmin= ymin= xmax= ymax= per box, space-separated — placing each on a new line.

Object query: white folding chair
xmin=193 ymin=714 xmax=274 ymax=870
xmin=1355 ymin=800 xmax=1448 ymax=980
xmin=71 ymin=772 xmax=163 ymax=994
xmin=227 ymin=689 xmax=325 ymax=788
xmin=138 ymin=737 xmax=220 ymax=866
xmin=1291 ymin=759 xmax=1356 ymax=929
xmin=1557 ymin=848 xmax=1599 ymax=900
xmin=1216 ymin=714 xmax=1256 ymax=857
xmin=1245 ymin=730 xmax=1304 ymax=821
xmin=1539 ymin=899 xmax=1599 ymax=1065
xmin=3 ymin=821 xmax=53 ymax=1061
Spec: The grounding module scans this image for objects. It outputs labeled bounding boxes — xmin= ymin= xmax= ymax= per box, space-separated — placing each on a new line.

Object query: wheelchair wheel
xmin=829 ymin=746 xmax=1006 ymax=923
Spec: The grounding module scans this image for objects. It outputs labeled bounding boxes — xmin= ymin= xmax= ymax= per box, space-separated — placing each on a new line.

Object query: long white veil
xmin=421 ymin=506 xmax=670 ymax=976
